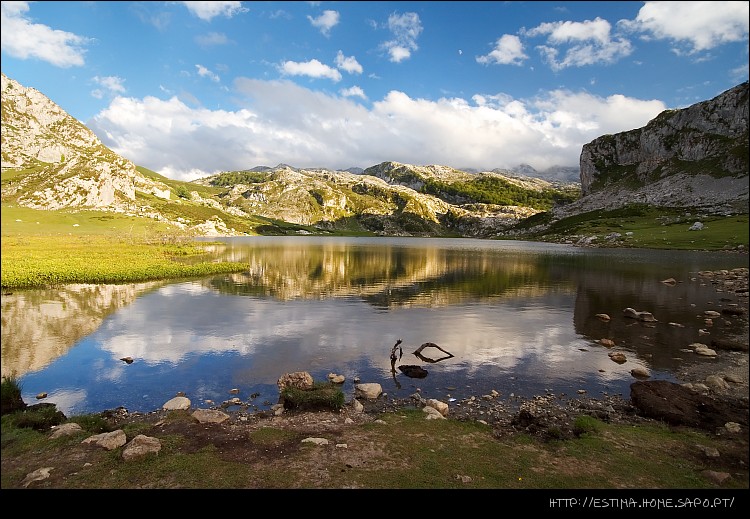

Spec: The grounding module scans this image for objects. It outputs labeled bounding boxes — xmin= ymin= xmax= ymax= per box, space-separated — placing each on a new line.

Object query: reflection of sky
xmin=24 ymin=279 xmax=645 ymax=415
xmin=14 ymin=239 xmax=746 ymax=417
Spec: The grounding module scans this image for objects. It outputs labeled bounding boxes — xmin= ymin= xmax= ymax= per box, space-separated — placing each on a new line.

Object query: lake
xmin=2 ymin=236 xmax=747 ymax=417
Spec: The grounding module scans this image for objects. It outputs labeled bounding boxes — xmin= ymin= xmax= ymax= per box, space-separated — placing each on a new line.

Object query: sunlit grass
xmin=1 ymin=206 xmax=248 ymax=289
xmin=1 ymin=234 xmax=248 ymax=289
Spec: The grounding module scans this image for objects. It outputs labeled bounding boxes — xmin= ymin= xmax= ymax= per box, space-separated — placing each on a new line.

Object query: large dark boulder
xmin=630 ymin=380 xmax=748 ymax=431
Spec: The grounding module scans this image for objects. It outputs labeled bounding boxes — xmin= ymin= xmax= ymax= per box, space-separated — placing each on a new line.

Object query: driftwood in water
xmin=413 ymin=342 xmax=454 ymax=363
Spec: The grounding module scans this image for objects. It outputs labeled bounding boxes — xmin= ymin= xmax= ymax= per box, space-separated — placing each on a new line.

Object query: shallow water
xmin=2 ymin=236 xmax=746 ymax=416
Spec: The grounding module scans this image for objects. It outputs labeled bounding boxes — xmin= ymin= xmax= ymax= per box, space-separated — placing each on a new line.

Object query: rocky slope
xmin=571 ymin=81 xmax=749 ymax=215
xmin=0 ymin=73 xmax=174 ymax=212
xmin=193 ymin=162 xmax=573 ymax=237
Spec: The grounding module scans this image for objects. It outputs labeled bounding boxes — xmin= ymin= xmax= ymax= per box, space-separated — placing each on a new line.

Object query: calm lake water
xmin=2 ymin=236 xmax=747 ymax=417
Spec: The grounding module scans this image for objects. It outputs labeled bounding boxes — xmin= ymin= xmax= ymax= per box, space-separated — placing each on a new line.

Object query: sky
xmin=1 ymin=1 xmax=748 ymax=181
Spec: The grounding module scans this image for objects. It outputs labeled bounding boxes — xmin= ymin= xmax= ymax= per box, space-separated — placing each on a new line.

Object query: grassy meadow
xmin=1 ymin=204 xmax=248 ymax=290
xmin=517 ymin=204 xmax=749 ymax=251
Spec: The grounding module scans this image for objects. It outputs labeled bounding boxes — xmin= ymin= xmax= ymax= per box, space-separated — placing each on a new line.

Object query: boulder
xmin=630 ymin=380 xmax=748 ymax=431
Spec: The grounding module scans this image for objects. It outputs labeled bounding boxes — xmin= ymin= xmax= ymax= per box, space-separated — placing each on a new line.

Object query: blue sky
xmin=1 ymin=1 xmax=748 ymax=181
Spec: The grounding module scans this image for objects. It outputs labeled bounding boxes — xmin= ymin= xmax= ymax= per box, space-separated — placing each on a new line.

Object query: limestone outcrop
xmin=575 ymin=81 xmax=748 ymax=213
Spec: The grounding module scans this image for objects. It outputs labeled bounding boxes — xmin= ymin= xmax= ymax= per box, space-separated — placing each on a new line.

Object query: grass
xmin=280 ymin=382 xmax=345 ymax=411
xmin=516 ymin=205 xmax=749 ymax=251
xmin=1 ymin=403 xmax=745 ymax=490
xmin=1 ymin=205 xmax=249 ymax=289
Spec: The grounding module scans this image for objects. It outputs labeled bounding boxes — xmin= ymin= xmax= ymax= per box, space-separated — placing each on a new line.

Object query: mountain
xmin=0 ymin=72 xmax=174 ymax=212
xmin=194 ymin=161 xmax=578 ymax=237
xmin=568 ymin=81 xmax=749 ymax=215
xmin=2 ymin=72 xmax=579 ymax=238
xmin=4 ymin=70 xmax=744 ymax=241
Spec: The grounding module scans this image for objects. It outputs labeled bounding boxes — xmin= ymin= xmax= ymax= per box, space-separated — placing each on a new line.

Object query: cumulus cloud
xmin=0 ymin=1 xmax=90 ymax=67
xmin=524 ymin=17 xmax=633 ymax=71
xmin=335 ymin=50 xmax=363 ymax=74
xmin=179 ymin=1 xmax=247 ymax=21
xmin=307 ymin=9 xmax=339 ymax=36
xmin=476 ymin=34 xmax=528 ymax=66
xmin=340 ymin=86 xmax=367 ymax=99
xmin=195 ymin=64 xmax=220 ymax=82
xmin=381 ymin=12 xmax=423 ymax=62
xmin=279 ymin=59 xmax=342 ymax=82
xmin=89 ymin=79 xmax=665 ymax=181
xmin=618 ymin=1 xmax=750 ymax=54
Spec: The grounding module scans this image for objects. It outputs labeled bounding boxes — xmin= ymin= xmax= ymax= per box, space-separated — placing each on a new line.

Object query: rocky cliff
xmin=575 ymin=81 xmax=748 ymax=213
xmin=1 ymin=72 xmax=172 ymax=211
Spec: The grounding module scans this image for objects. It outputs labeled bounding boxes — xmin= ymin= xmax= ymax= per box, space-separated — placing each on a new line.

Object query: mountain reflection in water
xmin=2 ymin=236 xmax=746 ymax=417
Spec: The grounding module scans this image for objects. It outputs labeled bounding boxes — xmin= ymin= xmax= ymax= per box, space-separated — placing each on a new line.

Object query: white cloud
xmin=195 ymin=32 xmax=229 ymax=47
xmin=381 ymin=12 xmax=423 ymax=63
xmin=0 ymin=1 xmax=90 ymax=67
xmin=279 ymin=59 xmax=342 ymax=82
xmin=527 ymin=17 xmax=612 ymax=44
xmin=340 ymin=86 xmax=367 ymax=100
xmin=195 ymin=64 xmax=220 ymax=82
xmin=89 ymin=79 xmax=665 ymax=181
xmin=524 ymin=17 xmax=633 ymax=71
xmin=179 ymin=1 xmax=247 ymax=21
xmin=307 ymin=9 xmax=339 ymax=36
xmin=476 ymin=34 xmax=528 ymax=66
xmin=91 ymin=76 xmax=126 ymax=99
xmin=335 ymin=51 xmax=363 ymax=74
xmin=619 ymin=1 xmax=750 ymax=54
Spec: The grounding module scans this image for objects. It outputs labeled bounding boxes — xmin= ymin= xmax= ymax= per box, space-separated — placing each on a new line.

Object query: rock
xmin=704 ymin=375 xmax=730 ymax=391
xmin=354 ymin=383 xmax=382 ymax=400
xmin=163 ymin=396 xmax=191 ymax=410
xmin=192 ymin=409 xmax=230 ymax=424
xmin=350 ymin=399 xmax=364 ymax=413
xmin=301 ymin=437 xmax=329 ymax=445
xmin=623 ymin=308 xmax=657 ymax=322
xmin=327 ymin=373 xmax=345 ymax=384
xmin=631 ymin=366 xmax=650 ymax=378
xmin=710 ymin=338 xmax=749 ymax=352
xmin=701 ymin=470 xmax=731 ymax=485
xmin=122 ymin=434 xmax=161 ymax=461
xmin=81 ymin=429 xmax=127 ymax=450
xmin=49 ymin=422 xmax=83 ymax=439
xmin=21 ymin=467 xmax=54 ymax=488
xmin=425 ymin=398 xmax=449 ymax=417
xmin=277 ymin=372 xmax=314 ymax=391
xmin=598 ymin=338 xmax=615 ymax=347
xmin=630 ymin=380 xmax=749 ymax=430
xmin=608 ymin=352 xmax=627 ymax=364
xmin=694 ymin=346 xmax=717 ymax=357
xmin=595 ymin=313 xmax=611 ymax=321
xmin=423 ymin=406 xmax=446 ymax=420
